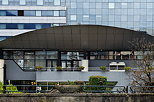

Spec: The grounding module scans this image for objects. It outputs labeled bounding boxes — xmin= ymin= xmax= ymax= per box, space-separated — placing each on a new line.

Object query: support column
xmin=57 ymin=51 xmax=61 ymax=66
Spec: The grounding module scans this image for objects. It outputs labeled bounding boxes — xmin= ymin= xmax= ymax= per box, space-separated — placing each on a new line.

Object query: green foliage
xmin=89 ymin=76 xmax=107 ymax=85
xmin=56 ymin=66 xmax=62 ymax=71
xmin=78 ymin=66 xmax=85 ymax=70
xmin=74 ymin=81 xmax=84 ymax=85
xmin=85 ymin=76 xmax=107 ymax=92
xmin=35 ymin=66 xmax=43 ymax=70
xmin=124 ymin=67 xmax=132 ymax=72
xmin=0 ymin=82 xmax=22 ymax=93
xmin=99 ymin=66 xmax=106 ymax=71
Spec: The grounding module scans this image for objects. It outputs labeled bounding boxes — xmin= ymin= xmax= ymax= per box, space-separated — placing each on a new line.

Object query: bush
xmin=56 ymin=66 xmax=62 ymax=71
xmin=124 ymin=67 xmax=132 ymax=72
xmin=78 ymin=66 xmax=85 ymax=70
xmin=35 ymin=66 xmax=43 ymax=70
xmin=89 ymin=76 xmax=107 ymax=85
xmin=99 ymin=66 xmax=106 ymax=71
xmin=0 ymin=82 xmax=22 ymax=93
xmin=85 ymin=76 xmax=107 ymax=92
xmin=74 ymin=81 xmax=84 ymax=85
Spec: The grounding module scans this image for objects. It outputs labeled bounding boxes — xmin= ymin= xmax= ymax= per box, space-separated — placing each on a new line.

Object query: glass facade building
xmin=0 ymin=0 xmax=154 ymax=38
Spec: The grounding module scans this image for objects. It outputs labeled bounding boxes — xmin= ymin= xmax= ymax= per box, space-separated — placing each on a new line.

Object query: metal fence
xmin=2 ymin=85 xmax=154 ymax=94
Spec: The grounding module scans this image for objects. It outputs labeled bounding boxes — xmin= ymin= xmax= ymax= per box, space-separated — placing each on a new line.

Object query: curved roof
xmin=0 ymin=25 xmax=153 ymax=51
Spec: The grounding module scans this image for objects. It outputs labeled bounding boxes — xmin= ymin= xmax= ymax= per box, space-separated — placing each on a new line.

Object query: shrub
xmin=78 ymin=66 xmax=85 ymax=70
xmin=56 ymin=66 xmax=62 ymax=71
xmin=99 ymin=66 xmax=106 ymax=71
xmin=35 ymin=66 xmax=43 ymax=70
xmin=85 ymin=76 xmax=107 ymax=92
xmin=89 ymin=76 xmax=107 ymax=85
xmin=0 ymin=82 xmax=22 ymax=93
xmin=74 ymin=81 xmax=84 ymax=85
xmin=124 ymin=67 xmax=132 ymax=72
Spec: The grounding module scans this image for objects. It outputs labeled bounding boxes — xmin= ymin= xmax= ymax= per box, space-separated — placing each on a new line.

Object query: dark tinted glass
xmin=24 ymin=24 xmax=35 ymax=29
xmin=41 ymin=24 xmax=51 ymax=28
xmin=6 ymin=23 xmax=18 ymax=29
xmin=6 ymin=10 xmax=18 ymax=16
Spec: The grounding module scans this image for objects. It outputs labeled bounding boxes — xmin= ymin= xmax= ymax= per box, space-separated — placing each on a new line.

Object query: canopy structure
xmin=0 ymin=25 xmax=153 ymax=51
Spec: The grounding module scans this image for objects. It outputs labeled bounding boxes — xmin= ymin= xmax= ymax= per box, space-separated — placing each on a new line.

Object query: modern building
xmin=0 ymin=0 xmax=154 ymax=40
xmin=0 ymin=25 xmax=153 ymax=86
xmin=0 ymin=0 xmax=154 ymax=86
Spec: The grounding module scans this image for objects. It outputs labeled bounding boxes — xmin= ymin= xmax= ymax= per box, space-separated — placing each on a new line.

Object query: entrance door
xmin=46 ymin=60 xmax=57 ymax=70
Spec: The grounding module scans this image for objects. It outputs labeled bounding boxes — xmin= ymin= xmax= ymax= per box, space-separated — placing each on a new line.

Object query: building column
xmin=57 ymin=51 xmax=61 ymax=66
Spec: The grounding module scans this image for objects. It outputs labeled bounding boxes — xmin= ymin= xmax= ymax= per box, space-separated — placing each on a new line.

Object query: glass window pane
xmin=24 ymin=59 xmax=34 ymax=68
xmin=35 ymin=51 xmax=46 ymax=59
xmin=6 ymin=23 xmax=18 ymax=29
xmin=2 ymin=0 xmax=8 ymax=5
xmin=109 ymin=3 xmax=115 ymax=8
xmin=37 ymin=0 xmax=43 ymax=5
xmin=24 ymin=24 xmax=35 ymax=29
xmin=20 ymin=0 xmax=25 ymax=5
xmin=42 ymin=11 xmax=53 ymax=16
xmin=3 ymin=51 xmax=13 ymax=59
xmin=24 ymin=10 xmax=36 ymax=16
xmin=36 ymin=11 xmax=41 ymax=16
xmin=41 ymin=24 xmax=50 ymax=28
xmin=6 ymin=10 xmax=18 ymax=16
xmin=24 ymin=51 xmax=34 ymax=59
xmin=36 ymin=24 xmax=42 ymax=29
xmin=0 ymin=10 xmax=6 ymax=16
xmin=13 ymin=51 xmax=23 ymax=59
xmin=0 ymin=24 xmax=6 ymax=29
xmin=54 ymin=11 xmax=59 ymax=16
xmin=35 ymin=60 xmax=45 ymax=67
xmin=46 ymin=51 xmax=58 ymax=59
xmin=60 ymin=11 xmax=66 ymax=16
xmin=70 ymin=15 xmax=76 ymax=21
xmin=18 ymin=24 xmax=24 ymax=29
xmin=54 ymin=0 xmax=60 ymax=5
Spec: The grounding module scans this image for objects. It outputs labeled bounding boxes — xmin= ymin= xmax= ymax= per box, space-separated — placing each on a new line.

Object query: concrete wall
xmin=5 ymin=60 xmax=36 ymax=80
xmin=0 ymin=59 xmax=4 ymax=83
xmin=0 ymin=93 xmax=153 ymax=102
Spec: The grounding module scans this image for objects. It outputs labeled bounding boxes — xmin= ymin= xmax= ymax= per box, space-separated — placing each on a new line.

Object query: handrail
xmin=2 ymin=85 xmax=154 ymax=93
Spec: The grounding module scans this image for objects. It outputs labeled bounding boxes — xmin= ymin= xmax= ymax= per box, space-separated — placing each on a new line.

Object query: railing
xmin=2 ymin=85 xmax=126 ymax=93
xmin=22 ymin=67 xmax=140 ymax=72
xmin=130 ymin=86 xmax=154 ymax=93
xmin=2 ymin=85 xmax=154 ymax=93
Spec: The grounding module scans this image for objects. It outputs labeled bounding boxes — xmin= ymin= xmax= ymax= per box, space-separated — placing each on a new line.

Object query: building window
xmin=109 ymin=3 xmax=115 ymax=8
xmin=24 ymin=10 xmax=36 ymax=16
xmin=0 ymin=24 xmax=6 ymax=29
xmin=18 ymin=10 xmax=24 ymax=16
xmin=6 ymin=10 xmax=18 ymax=16
xmin=41 ymin=24 xmax=51 ymax=29
xmin=54 ymin=0 xmax=60 ymax=5
xmin=18 ymin=24 xmax=24 ymax=29
xmin=54 ymin=11 xmax=59 ymax=16
xmin=36 ymin=11 xmax=41 ymax=16
xmin=6 ymin=24 xmax=18 ymax=29
xmin=70 ymin=15 xmax=76 ymax=21
xmin=37 ymin=0 xmax=43 ymax=5
xmin=0 ymin=10 xmax=6 ymax=16
xmin=19 ymin=0 xmax=26 ymax=5
xmin=60 ymin=11 xmax=66 ymax=17
xmin=2 ymin=0 xmax=8 ymax=5
xmin=46 ymin=51 xmax=58 ymax=59
xmin=42 ymin=11 xmax=53 ymax=16
xmin=24 ymin=24 xmax=35 ymax=29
